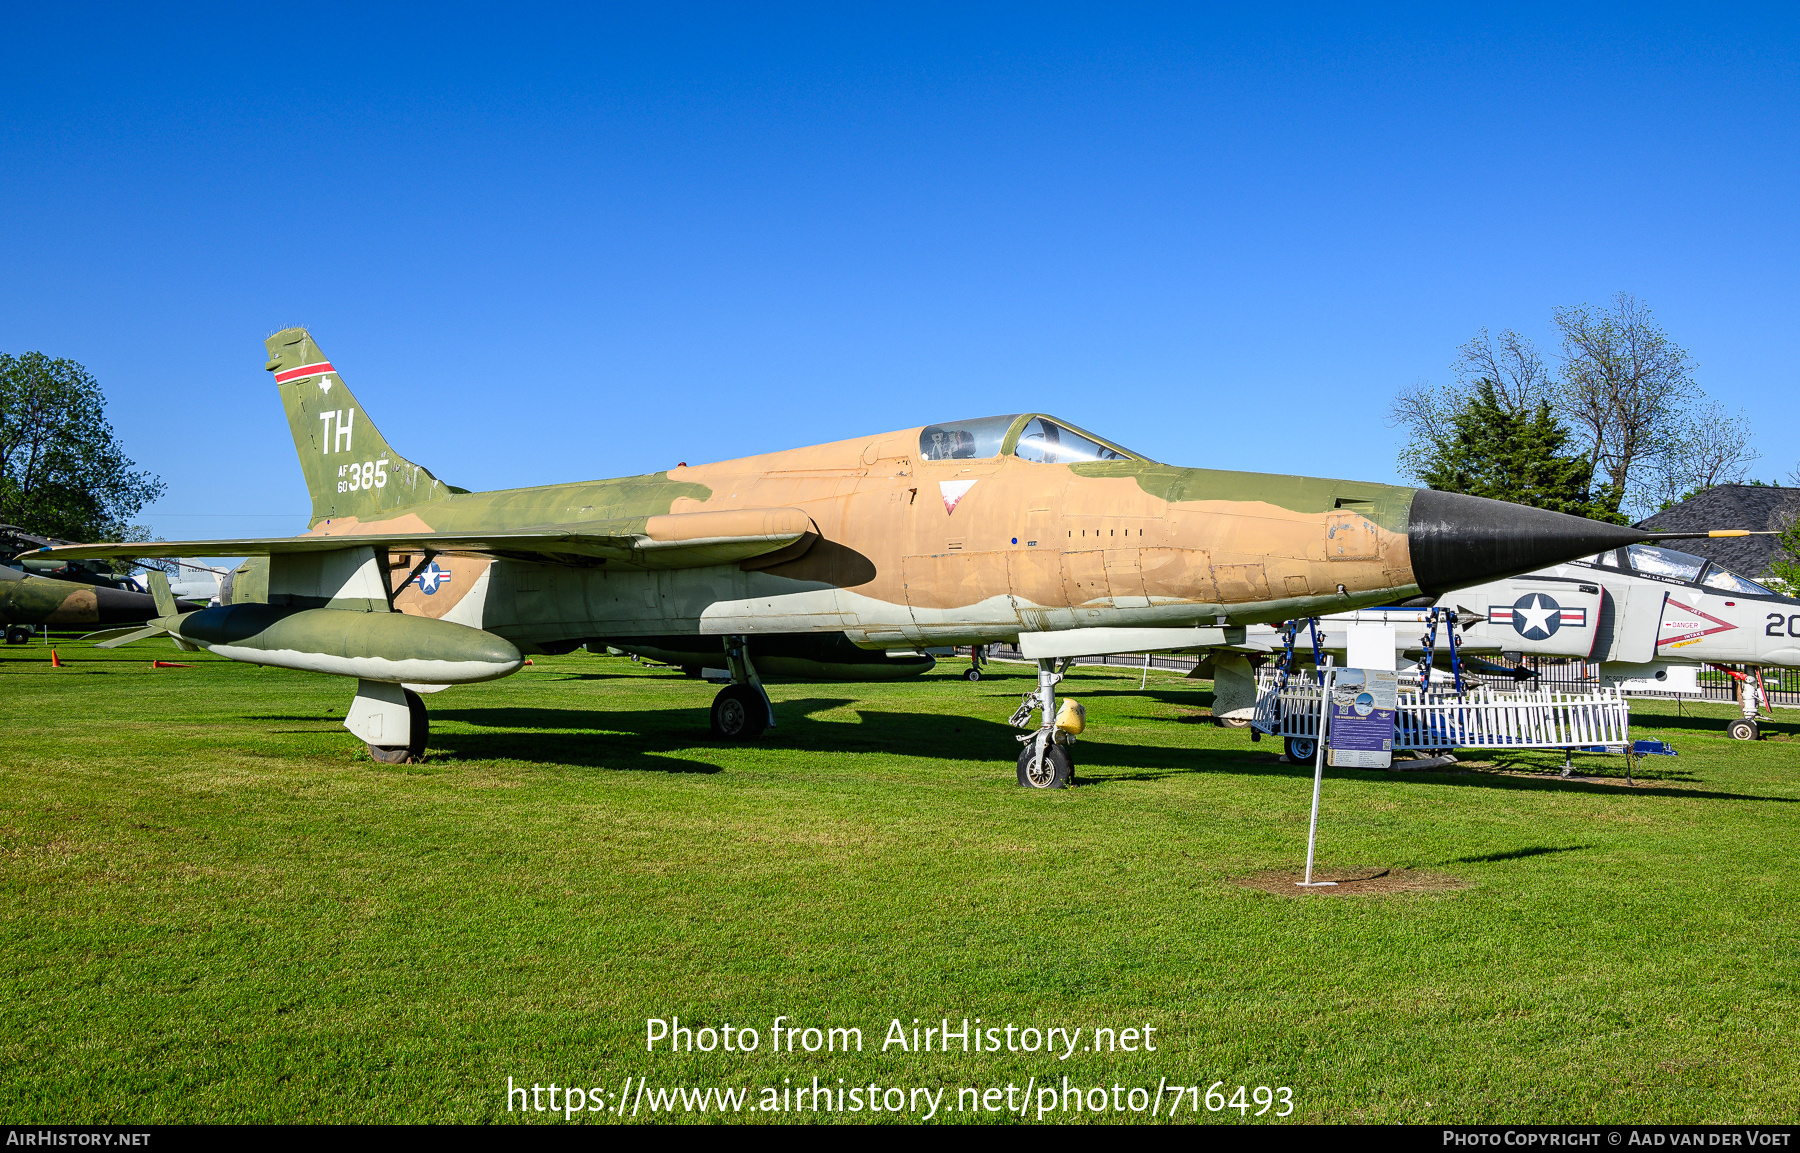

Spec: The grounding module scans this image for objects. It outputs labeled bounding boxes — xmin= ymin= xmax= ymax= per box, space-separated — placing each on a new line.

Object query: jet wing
xmin=24 ymin=507 xmax=817 ymax=571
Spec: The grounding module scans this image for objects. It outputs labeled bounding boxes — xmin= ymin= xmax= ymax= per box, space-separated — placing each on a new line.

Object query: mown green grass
xmin=2 ymin=639 xmax=1797 ymax=1124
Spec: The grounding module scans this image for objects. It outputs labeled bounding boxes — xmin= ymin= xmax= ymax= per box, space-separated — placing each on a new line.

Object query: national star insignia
xmin=1514 ymin=594 xmax=1558 ymax=637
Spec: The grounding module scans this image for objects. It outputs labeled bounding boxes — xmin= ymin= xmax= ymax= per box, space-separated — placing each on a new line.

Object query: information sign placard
xmin=1326 ymin=668 xmax=1398 ymax=769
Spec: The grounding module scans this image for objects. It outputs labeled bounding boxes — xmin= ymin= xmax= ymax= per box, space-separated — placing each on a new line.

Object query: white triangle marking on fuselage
xmin=940 ymin=479 xmax=978 ymax=515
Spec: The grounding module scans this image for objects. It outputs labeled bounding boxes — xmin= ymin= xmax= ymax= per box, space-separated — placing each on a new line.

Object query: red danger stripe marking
xmin=274 ymin=361 xmax=335 ymax=383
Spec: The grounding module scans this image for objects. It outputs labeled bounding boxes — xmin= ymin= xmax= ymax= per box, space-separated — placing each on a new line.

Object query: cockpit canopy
xmin=1581 ymin=543 xmax=1775 ymax=596
xmin=917 ymin=414 xmax=1137 ymax=464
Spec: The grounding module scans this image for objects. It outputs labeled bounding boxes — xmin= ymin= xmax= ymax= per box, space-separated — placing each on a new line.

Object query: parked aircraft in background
xmin=1233 ymin=541 xmax=1799 ymax=741
xmin=166 ymin=559 xmax=233 ymax=605
xmin=1 ymin=526 xmax=202 ymax=644
xmin=38 ymin=328 xmax=1652 ymax=786
xmin=3 ymin=525 xmax=147 ymax=593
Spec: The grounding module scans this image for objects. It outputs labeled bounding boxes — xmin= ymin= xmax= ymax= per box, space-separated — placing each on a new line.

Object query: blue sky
xmin=3 ymin=6 xmax=1796 ymax=542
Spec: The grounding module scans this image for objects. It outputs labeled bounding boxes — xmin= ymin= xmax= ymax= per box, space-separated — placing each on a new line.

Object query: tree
xmin=1651 ymin=402 xmax=1759 ymax=509
xmin=1390 ymin=327 xmax=1551 ymax=484
xmin=0 ymin=352 xmax=165 ymax=542
xmin=1767 ymin=509 xmax=1800 ymax=595
xmin=1766 ymin=465 xmax=1800 ymax=594
xmin=1454 ymin=326 xmax=1554 ymax=410
xmin=1553 ymin=293 xmax=1698 ymax=519
xmin=1418 ymin=379 xmax=1610 ymax=519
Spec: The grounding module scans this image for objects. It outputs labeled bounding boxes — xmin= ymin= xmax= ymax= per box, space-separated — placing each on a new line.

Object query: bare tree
xmin=1553 ymin=294 xmax=1697 ymax=517
xmin=1387 ymin=379 xmax=1466 ymax=484
xmin=1652 ymin=402 xmax=1759 ymax=506
xmin=1454 ymin=327 xmax=1552 ymax=410
xmin=1391 ymin=328 xmax=1555 ymax=484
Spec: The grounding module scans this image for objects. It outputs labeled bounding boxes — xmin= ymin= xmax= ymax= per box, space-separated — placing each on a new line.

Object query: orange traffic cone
xmin=50 ymin=648 xmax=61 ymax=667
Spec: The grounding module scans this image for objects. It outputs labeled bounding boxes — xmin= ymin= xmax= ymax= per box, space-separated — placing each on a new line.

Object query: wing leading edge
xmin=26 ymin=507 xmax=817 ymax=571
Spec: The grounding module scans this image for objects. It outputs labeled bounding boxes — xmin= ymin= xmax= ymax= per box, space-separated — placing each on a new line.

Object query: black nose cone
xmin=1406 ymin=488 xmax=1648 ymax=597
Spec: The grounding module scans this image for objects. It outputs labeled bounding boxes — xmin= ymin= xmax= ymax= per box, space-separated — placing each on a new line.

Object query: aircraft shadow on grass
xmin=428 ymin=698 xmax=1037 ymax=775
xmin=533 ymin=671 xmax=650 ymax=682
xmin=1052 ymin=684 xmax=1796 ymax=803
xmin=1452 ymin=845 xmax=1592 ymax=864
xmin=417 ymin=695 xmax=1797 ymax=803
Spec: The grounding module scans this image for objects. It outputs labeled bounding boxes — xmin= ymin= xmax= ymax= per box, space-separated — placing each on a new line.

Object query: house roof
xmin=1636 ymin=485 xmax=1800 ymax=577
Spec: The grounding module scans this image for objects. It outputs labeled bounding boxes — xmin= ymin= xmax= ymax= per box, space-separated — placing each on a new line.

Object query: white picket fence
xmin=1251 ymin=671 xmax=1631 ymax=751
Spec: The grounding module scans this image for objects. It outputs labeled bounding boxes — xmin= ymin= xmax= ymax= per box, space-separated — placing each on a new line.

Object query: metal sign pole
xmin=1299 ymin=667 xmax=1338 ymax=888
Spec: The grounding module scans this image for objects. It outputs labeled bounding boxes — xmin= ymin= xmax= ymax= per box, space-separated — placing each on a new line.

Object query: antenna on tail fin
xmin=264 ymin=329 xmax=466 ymax=527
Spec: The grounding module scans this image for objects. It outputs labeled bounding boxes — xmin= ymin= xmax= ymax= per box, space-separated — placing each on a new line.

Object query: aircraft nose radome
xmin=1406 ymin=488 xmax=1648 ymax=598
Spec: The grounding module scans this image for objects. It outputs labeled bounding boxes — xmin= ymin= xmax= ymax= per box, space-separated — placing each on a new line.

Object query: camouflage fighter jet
xmin=0 ymin=565 xmax=204 ymax=644
xmin=1 ymin=526 xmax=202 ymax=644
xmin=35 ymin=329 xmax=1655 ymax=786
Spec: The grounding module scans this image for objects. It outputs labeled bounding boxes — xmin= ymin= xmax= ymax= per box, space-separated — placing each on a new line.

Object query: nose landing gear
xmin=1011 ymin=657 xmax=1077 ymax=789
xmin=1016 ymin=741 xmax=1071 ymax=789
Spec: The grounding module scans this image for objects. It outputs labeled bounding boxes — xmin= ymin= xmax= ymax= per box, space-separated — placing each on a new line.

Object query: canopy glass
xmin=1578 ymin=544 xmax=1774 ymax=595
xmin=917 ymin=414 xmax=1137 ymax=463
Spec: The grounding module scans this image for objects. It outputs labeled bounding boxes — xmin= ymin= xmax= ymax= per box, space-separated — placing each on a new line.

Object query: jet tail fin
xmin=264 ymin=329 xmax=465 ymax=527
xmin=148 ymin=570 xmax=178 ymax=618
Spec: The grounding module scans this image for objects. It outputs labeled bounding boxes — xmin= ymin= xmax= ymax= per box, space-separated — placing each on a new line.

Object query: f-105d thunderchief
xmin=38 ymin=329 xmax=1656 ymax=786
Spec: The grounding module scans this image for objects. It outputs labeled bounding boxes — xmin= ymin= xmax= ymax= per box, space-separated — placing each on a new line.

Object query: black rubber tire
xmin=711 ymin=683 xmax=768 ymax=739
xmin=1016 ymin=743 xmax=1072 ymax=789
xmin=1214 ymin=715 xmax=1251 ymax=729
xmin=1284 ymin=736 xmax=1318 ymax=763
xmin=4 ymin=626 xmax=30 ymax=646
xmin=964 ymin=667 xmax=982 ymax=682
xmin=681 ymin=665 xmax=702 ymax=678
xmin=1727 ymin=718 xmax=1760 ymax=742
xmin=367 ymin=689 xmax=429 ymax=764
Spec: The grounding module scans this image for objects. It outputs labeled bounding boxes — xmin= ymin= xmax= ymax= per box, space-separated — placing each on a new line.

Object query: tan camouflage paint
xmin=0 ymin=575 xmax=102 ymax=624
xmin=52 ymin=329 xmax=1427 ymax=652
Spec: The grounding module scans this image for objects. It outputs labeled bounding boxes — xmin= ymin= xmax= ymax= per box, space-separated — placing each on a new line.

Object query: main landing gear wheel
xmin=1214 ymin=716 xmax=1251 ymax=729
xmin=964 ymin=667 xmax=982 ymax=682
xmin=4 ymin=626 xmax=30 ymax=645
xmin=1283 ymin=735 xmax=1318 ymax=763
xmin=1727 ymin=718 xmax=1761 ymax=741
xmin=367 ymin=689 xmax=429 ymax=765
xmin=711 ymin=683 xmax=768 ymax=739
xmin=1017 ymin=743 xmax=1072 ymax=790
